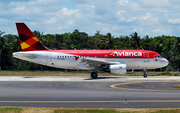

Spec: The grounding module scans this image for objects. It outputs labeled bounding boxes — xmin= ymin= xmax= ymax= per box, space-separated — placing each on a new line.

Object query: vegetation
xmin=0 ymin=30 xmax=179 ymax=71
xmin=0 ymin=107 xmax=22 ymax=113
xmin=174 ymin=85 xmax=180 ymax=88
xmin=0 ymin=107 xmax=180 ymax=113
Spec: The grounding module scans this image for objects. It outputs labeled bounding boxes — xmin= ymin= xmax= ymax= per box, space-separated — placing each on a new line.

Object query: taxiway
xmin=0 ymin=76 xmax=180 ymax=108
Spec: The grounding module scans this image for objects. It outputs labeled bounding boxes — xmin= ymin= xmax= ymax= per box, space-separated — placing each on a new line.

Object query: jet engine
xmin=109 ymin=64 xmax=127 ymax=75
xmin=102 ymin=64 xmax=127 ymax=75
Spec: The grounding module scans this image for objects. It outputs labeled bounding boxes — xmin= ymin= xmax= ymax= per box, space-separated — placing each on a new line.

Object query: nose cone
xmin=163 ymin=58 xmax=169 ymax=67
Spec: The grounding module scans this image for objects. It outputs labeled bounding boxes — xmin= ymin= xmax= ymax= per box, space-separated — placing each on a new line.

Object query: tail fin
xmin=16 ymin=22 xmax=48 ymax=51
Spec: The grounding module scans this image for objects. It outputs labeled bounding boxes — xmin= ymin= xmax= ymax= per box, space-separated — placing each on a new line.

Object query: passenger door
xmin=143 ymin=52 xmax=149 ymax=62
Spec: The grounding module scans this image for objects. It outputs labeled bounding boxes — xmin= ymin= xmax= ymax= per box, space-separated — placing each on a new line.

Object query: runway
xmin=0 ymin=76 xmax=180 ymax=108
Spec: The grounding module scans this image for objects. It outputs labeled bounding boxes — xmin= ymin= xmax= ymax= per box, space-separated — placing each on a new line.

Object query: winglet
xmin=16 ymin=22 xmax=48 ymax=51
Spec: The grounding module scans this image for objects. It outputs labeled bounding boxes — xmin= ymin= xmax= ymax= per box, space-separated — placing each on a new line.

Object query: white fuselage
xmin=13 ymin=51 xmax=169 ymax=70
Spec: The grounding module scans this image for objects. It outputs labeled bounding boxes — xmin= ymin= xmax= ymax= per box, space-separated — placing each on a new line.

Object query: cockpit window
xmin=155 ymin=55 xmax=162 ymax=58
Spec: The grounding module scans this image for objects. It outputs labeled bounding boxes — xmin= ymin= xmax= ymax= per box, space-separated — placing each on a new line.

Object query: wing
xmin=79 ymin=57 xmax=125 ymax=67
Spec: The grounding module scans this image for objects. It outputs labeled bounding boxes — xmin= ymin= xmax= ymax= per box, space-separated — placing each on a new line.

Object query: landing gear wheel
xmin=91 ymin=72 xmax=98 ymax=78
xmin=143 ymin=74 xmax=147 ymax=78
xmin=143 ymin=69 xmax=147 ymax=78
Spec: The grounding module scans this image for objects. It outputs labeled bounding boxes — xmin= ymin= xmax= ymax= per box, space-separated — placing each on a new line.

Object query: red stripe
xmin=41 ymin=50 xmax=162 ymax=59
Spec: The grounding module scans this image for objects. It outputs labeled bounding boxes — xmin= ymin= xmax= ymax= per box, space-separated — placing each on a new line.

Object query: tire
xmin=91 ymin=72 xmax=98 ymax=78
xmin=143 ymin=74 xmax=147 ymax=78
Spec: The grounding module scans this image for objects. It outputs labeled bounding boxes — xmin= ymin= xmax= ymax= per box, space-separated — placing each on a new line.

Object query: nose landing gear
xmin=143 ymin=74 xmax=147 ymax=78
xmin=143 ymin=69 xmax=147 ymax=78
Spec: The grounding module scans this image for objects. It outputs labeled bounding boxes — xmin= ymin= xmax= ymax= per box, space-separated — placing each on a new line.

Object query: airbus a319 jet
xmin=13 ymin=23 xmax=169 ymax=78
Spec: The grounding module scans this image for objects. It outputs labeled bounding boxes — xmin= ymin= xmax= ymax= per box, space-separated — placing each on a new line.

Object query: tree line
xmin=0 ymin=30 xmax=179 ymax=71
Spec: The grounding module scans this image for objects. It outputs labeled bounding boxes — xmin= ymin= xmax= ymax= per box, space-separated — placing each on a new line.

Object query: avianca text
xmin=111 ymin=51 xmax=142 ymax=56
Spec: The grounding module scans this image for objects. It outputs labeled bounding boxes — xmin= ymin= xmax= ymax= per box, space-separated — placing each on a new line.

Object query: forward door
xmin=143 ymin=52 xmax=149 ymax=62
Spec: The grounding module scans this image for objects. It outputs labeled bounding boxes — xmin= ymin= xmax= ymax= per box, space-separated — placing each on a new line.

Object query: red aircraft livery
xmin=13 ymin=23 xmax=169 ymax=78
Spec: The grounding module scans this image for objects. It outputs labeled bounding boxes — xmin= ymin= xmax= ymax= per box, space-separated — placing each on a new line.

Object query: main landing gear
xmin=91 ymin=72 xmax=98 ymax=78
xmin=143 ymin=69 xmax=147 ymax=78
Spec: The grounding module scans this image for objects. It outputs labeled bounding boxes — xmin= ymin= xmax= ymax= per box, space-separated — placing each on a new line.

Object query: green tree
xmin=100 ymin=33 xmax=116 ymax=49
xmin=130 ymin=32 xmax=141 ymax=49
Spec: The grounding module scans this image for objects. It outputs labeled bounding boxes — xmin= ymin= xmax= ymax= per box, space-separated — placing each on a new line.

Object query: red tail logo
xmin=16 ymin=23 xmax=48 ymax=51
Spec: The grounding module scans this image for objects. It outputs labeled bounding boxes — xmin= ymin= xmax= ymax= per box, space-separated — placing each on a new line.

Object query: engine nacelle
xmin=109 ymin=64 xmax=127 ymax=75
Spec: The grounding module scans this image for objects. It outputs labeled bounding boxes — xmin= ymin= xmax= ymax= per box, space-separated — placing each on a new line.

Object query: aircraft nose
xmin=163 ymin=58 xmax=169 ymax=67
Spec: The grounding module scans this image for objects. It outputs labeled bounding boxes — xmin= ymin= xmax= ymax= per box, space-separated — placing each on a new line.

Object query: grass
xmin=1 ymin=107 xmax=180 ymax=113
xmin=151 ymin=109 xmax=180 ymax=113
xmin=54 ymin=108 xmax=119 ymax=113
xmin=174 ymin=85 xmax=180 ymax=88
xmin=0 ymin=107 xmax=23 ymax=113
xmin=0 ymin=71 xmax=178 ymax=76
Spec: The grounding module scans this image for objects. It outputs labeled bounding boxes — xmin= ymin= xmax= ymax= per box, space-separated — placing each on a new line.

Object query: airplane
xmin=13 ymin=23 xmax=169 ymax=78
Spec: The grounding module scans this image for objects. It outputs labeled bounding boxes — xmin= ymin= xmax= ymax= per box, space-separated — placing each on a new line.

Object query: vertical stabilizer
xmin=16 ymin=23 xmax=48 ymax=51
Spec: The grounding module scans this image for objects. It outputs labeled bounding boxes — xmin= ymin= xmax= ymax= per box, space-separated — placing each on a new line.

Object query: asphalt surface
xmin=0 ymin=76 xmax=180 ymax=108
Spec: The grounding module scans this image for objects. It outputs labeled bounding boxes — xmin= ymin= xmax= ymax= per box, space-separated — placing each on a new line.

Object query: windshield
xmin=155 ymin=55 xmax=162 ymax=58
